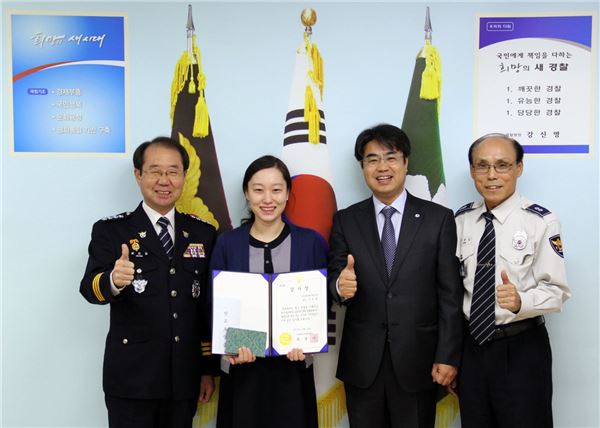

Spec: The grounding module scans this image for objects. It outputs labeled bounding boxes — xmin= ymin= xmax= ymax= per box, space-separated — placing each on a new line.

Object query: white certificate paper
xmin=211 ymin=269 xmax=328 ymax=356
xmin=271 ymin=270 xmax=328 ymax=355
xmin=211 ymin=271 xmax=269 ymax=355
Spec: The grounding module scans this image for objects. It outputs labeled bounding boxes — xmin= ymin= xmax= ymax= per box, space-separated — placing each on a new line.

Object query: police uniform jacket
xmin=455 ymin=192 xmax=571 ymax=324
xmin=80 ymin=203 xmax=216 ymax=400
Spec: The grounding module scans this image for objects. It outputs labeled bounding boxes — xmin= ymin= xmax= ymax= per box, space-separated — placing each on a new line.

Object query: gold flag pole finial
xmin=299 ymin=7 xmax=322 ymax=144
xmin=301 ymin=8 xmax=317 ymax=36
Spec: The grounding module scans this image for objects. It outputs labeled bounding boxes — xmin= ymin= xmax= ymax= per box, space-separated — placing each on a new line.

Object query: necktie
xmin=381 ymin=206 xmax=397 ymax=278
xmin=157 ymin=217 xmax=174 ymax=259
xmin=469 ymin=212 xmax=496 ymax=345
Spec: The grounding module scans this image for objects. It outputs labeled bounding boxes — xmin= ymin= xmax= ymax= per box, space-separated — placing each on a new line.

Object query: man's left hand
xmin=431 ymin=363 xmax=457 ymax=386
xmin=497 ymin=270 xmax=521 ymax=313
xmin=199 ymin=375 xmax=214 ymax=403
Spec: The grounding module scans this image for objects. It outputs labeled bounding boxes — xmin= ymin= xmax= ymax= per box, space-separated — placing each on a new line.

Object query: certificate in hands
xmin=212 ymin=269 xmax=328 ymax=357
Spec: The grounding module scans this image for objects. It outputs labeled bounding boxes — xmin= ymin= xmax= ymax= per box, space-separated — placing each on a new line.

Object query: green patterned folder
xmin=225 ymin=327 xmax=267 ymax=358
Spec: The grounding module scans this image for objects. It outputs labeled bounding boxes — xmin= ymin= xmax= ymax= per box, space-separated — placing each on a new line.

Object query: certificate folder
xmin=212 ymin=269 xmax=328 ymax=357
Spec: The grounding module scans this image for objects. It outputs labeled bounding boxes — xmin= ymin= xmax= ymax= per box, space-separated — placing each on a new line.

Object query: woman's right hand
xmin=227 ymin=346 xmax=257 ymax=365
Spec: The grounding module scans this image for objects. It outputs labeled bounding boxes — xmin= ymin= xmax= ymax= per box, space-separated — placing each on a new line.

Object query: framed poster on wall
xmin=8 ymin=12 xmax=127 ymax=154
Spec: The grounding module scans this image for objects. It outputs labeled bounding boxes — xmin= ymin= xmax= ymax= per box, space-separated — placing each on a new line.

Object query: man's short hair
xmin=132 ymin=136 xmax=190 ymax=171
xmin=354 ymin=124 xmax=411 ymax=163
xmin=468 ymin=133 xmax=524 ymax=165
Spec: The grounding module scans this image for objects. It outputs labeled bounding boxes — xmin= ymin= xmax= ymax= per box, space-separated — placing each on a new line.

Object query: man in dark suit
xmin=80 ymin=136 xmax=217 ymax=428
xmin=328 ymin=124 xmax=463 ymax=428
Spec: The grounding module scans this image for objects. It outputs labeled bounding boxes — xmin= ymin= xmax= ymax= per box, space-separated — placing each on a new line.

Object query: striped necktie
xmin=469 ymin=212 xmax=496 ymax=345
xmin=381 ymin=206 xmax=397 ymax=278
xmin=157 ymin=217 xmax=174 ymax=259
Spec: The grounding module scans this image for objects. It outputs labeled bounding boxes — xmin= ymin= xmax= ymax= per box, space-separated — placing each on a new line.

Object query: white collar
xmin=142 ymin=202 xmax=176 ymax=227
xmin=372 ymin=189 xmax=407 ymax=215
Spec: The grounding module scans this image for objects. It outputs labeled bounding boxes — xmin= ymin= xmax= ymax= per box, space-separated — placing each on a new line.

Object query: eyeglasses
xmin=471 ymin=162 xmax=515 ymax=175
xmin=142 ymin=169 xmax=184 ymax=179
xmin=363 ymin=152 xmax=404 ymax=168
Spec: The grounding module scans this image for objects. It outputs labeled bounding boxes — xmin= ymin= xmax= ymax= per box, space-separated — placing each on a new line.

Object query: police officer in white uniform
xmin=454 ymin=133 xmax=571 ymax=428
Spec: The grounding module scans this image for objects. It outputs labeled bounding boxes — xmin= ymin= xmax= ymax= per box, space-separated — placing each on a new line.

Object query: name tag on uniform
xmin=183 ymin=243 xmax=205 ymax=258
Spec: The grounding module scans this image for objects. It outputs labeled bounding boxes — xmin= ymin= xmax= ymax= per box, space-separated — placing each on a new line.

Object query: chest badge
xmin=512 ymin=231 xmax=528 ymax=250
xmin=129 ymin=239 xmax=140 ymax=251
xmin=138 ymin=231 xmax=147 ymax=238
xmin=132 ymin=278 xmax=148 ymax=293
xmin=192 ymin=280 xmax=201 ymax=298
xmin=182 ymin=230 xmax=189 ymax=238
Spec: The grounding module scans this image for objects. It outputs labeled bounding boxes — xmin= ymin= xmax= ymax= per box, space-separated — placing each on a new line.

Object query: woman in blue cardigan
xmin=211 ymin=155 xmax=327 ymax=428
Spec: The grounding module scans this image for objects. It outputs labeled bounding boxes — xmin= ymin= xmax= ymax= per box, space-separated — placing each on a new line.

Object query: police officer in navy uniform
xmin=80 ymin=136 xmax=217 ymax=428
xmin=453 ymin=133 xmax=571 ymax=428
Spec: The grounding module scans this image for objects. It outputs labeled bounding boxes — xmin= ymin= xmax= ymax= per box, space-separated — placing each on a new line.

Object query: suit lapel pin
xmin=414 ymin=213 xmax=421 ymax=218
xmin=182 ymin=230 xmax=189 ymax=238
xmin=139 ymin=231 xmax=147 ymax=238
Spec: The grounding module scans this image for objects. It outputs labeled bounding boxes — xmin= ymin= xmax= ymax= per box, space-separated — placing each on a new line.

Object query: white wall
xmin=2 ymin=1 xmax=598 ymax=427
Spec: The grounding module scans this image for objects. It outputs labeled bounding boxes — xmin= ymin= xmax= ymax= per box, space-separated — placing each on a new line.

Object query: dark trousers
xmin=344 ymin=345 xmax=436 ymax=428
xmin=105 ymin=395 xmax=198 ymax=428
xmin=458 ymin=323 xmax=553 ymax=428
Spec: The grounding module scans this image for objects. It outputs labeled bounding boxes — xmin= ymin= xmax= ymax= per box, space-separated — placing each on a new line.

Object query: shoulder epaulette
xmin=525 ymin=204 xmax=551 ymax=218
xmin=100 ymin=211 xmax=132 ymax=222
xmin=183 ymin=212 xmax=211 ymax=225
xmin=455 ymin=202 xmax=475 ymax=217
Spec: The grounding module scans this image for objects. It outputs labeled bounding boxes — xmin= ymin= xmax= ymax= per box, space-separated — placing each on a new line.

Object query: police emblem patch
xmin=549 ymin=234 xmax=564 ymax=258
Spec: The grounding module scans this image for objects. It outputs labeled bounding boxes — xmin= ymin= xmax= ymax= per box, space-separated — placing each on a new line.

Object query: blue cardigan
xmin=210 ymin=222 xmax=327 ymax=273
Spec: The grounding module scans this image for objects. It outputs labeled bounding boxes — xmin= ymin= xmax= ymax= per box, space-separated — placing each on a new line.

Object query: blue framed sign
xmin=475 ymin=14 xmax=596 ymax=155
xmin=9 ymin=12 xmax=127 ymax=154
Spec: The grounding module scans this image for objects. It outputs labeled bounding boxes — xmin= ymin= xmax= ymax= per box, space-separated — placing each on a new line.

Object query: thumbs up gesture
xmin=338 ymin=254 xmax=358 ymax=299
xmin=112 ymin=244 xmax=135 ymax=288
xmin=496 ymin=270 xmax=521 ymax=313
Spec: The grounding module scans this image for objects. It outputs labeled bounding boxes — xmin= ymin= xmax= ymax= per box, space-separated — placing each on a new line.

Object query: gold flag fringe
xmin=170 ymin=34 xmax=210 ymax=138
xmin=175 ymin=132 xmax=219 ymax=229
xmin=303 ymin=32 xmax=324 ymax=144
xmin=317 ymin=380 xmax=346 ymax=427
xmin=193 ymin=378 xmax=220 ymax=428
xmin=420 ymin=40 xmax=442 ymax=113
xmin=434 ymin=392 xmax=460 ymax=428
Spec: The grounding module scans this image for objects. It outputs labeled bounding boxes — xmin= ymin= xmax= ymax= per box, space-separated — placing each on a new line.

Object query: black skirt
xmin=216 ymin=357 xmax=318 ymax=428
